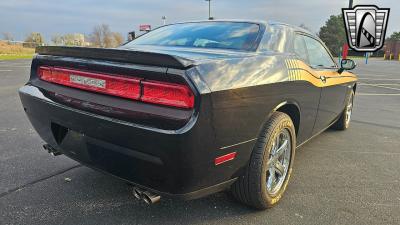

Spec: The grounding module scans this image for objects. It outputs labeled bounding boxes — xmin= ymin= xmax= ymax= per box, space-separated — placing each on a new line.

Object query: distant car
xmin=19 ymin=20 xmax=357 ymax=209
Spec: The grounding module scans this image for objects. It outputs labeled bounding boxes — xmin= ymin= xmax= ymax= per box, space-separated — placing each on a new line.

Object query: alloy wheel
xmin=266 ymin=129 xmax=291 ymax=195
xmin=345 ymin=94 xmax=354 ymax=126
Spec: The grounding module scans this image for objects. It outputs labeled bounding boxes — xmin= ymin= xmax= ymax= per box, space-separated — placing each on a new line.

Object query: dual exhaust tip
xmin=132 ymin=186 xmax=161 ymax=204
xmin=43 ymin=144 xmax=161 ymax=204
xmin=43 ymin=144 xmax=62 ymax=156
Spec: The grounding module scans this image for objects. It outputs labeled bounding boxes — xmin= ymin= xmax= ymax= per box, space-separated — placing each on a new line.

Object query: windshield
xmin=126 ymin=22 xmax=261 ymax=51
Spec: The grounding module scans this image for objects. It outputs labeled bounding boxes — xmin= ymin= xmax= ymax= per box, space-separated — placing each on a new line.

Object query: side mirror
xmin=338 ymin=59 xmax=356 ymax=74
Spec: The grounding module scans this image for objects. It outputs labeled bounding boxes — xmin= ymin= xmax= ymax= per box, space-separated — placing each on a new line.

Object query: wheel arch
xmin=266 ymin=101 xmax=301 ymax=137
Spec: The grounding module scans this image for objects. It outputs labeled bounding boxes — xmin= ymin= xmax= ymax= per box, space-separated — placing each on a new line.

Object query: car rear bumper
xmin=19 ymin=85 xmax=244 ymax=199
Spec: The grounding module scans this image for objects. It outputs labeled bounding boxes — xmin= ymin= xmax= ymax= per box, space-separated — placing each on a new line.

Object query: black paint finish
xmin=19 ymin=20 xmax=357 ymax=199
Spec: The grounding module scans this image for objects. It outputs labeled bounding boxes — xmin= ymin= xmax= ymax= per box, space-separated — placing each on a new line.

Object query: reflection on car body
xmin=19 ymin=20 xmax=357 ymax=209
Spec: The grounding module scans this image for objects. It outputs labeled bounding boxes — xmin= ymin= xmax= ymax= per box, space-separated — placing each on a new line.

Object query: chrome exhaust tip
xmin=141 ymin=191 xmax=161 ymax=204
xmin=132 ymin=187 xmax=142 ymax=200
xmin=43 ymin=144 xmax=62 ymax=156
xmin=131 ymin=186 xmax=161 ymax=204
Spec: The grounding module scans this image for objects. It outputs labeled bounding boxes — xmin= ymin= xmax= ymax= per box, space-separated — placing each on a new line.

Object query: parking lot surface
xmin=0 ymin=59 xmax=399 ymax=225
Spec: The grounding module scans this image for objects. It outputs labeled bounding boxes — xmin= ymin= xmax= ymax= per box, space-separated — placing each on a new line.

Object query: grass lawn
xmin=0 ymin=54 xmax=34 ymax=60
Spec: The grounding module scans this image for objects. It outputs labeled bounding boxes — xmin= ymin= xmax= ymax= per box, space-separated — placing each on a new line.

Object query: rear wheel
xmin=230 ymin=112 xmax=296 ymax=209
xmin=331 ymin=91 xmax=354 ymax=130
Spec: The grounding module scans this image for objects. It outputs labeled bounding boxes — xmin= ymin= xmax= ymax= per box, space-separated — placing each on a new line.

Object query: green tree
xmin=318 ymin=15 xmax=346 ymax=56
xmin=388 ymin=32 xmax=400 ymax=41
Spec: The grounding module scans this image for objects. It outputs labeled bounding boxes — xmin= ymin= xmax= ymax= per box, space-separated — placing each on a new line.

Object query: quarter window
xmin=302 ymin=36 xmax=336 ymax=68
xmin=293 ymin=35 xmax=309 ymax=64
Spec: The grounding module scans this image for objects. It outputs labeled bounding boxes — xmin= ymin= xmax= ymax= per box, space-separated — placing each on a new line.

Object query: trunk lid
xmin=29 ymin=46 xmax=200 ymax=130
xmin=36 ymin=46 xmax=195 ymax=69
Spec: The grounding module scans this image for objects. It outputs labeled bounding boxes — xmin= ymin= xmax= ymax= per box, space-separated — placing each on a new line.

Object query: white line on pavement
xmin=0 ymin=69 xmax=12 ymax=72
xmin=357 ymin=93 xmax=400 ymax=96
xmin=359 ymin=83 xmax=400 ymax=86
xmin=358 ymin=74 xmax=396 ymax=77
xmin=0 ymin=65 xmax=30 ymax=68
xmin=359 ymin=78 xmax=400 ymax=81
xmin=359 ymin=83 xmax=400 ymax=91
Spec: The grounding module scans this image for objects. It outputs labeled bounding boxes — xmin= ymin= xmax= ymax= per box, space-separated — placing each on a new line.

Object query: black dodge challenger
xmin=19 ymin=20 xmax=357 ymax=209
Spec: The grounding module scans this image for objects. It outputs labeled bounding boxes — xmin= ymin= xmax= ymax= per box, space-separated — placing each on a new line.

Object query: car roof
xmin=267 ymin=21 xmax=315 ymax=35
xmin=166 ymin=19 xmax=316 ymax=37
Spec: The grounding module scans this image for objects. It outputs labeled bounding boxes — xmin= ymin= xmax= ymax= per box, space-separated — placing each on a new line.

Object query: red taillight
xmin=141 ymin=80 xmax=194 ymax=109
xmin=215 ymin=152 xmax=237 ymax=165
xmin=37 ymin=66 xmax=195 ymax=109
xmin=38 ymin=66 xmax=141 ymax=100
xmin=37 ymin=66 xmax=52 ymax=80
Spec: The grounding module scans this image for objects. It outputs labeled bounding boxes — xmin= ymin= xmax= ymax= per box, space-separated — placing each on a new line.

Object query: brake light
xmin=37 ymin=66 xmax=52 ymax=80
xmin=38 ymin=67 xmax=141 ymax=100
xmin=37 ymin=66 xmax=195 ymax=109
xmin=141 ymin=80 xmax=194 ymax=109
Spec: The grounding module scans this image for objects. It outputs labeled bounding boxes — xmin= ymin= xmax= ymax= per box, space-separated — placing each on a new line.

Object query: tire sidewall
xmin=260 ymin=115 xmax=296 ymax=207
xmin=344 ymin=91 xmax=355 ymax=129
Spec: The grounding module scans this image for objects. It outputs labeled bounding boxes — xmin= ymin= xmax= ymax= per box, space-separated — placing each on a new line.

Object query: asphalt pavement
xmin=0 ymin=58 xmax=399 ymax=225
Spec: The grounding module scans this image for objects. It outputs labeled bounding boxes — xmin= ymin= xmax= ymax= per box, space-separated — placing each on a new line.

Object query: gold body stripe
xmin=285 ymin=59 xmax=357 ymax=87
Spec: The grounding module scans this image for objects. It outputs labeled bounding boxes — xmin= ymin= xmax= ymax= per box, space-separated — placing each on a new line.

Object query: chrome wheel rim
xmin=345 ymin=94 xmax=353 ymax=126
xmin=266 ymin=129 xmax=291 ymax=195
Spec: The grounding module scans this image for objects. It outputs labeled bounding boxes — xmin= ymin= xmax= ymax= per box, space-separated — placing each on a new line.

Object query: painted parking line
xmin=359 ymin=78 xmax=400 ymax=81
xmin=0 ymin=65 xmax=30 ymax=68
xmin=359 ymin=84 xmax=400 ymax=86
xmin=0 ymin=70 xmax=13 ymax=72
xmin=357 ymin=93 xmax=400 ymax=96
xmin=364 ymin=60 xmax=400 ymax=63
xmin=358 ymin=83 xmax=400 ymax=91
xmin=357 ymin=74 xmax=397 ymax=77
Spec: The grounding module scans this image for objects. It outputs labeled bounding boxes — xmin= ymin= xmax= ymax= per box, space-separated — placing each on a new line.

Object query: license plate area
xmin=70 ymin=74 xmax=106 ymax=89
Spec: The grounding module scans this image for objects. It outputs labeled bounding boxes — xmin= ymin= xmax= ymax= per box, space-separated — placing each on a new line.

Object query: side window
xmin=293 ymin=35 xmax=309 ymax=64
xmin=259 ymin=25 xmax=287 ymax=53
xmin=303 ymin=36 xmax=336 ymax=68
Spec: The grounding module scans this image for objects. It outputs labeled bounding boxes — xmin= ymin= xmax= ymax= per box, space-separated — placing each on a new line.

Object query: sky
xmin=0 ymin=0 xmax=398 ymax=42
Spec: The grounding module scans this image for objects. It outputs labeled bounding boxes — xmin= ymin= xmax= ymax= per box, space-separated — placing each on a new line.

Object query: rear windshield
xmin=126 ymin=22 xmax=261 ymax=51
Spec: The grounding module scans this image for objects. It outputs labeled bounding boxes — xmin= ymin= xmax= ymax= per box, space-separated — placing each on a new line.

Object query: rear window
xmin=126 ymin=22 xmax=261 ymax=51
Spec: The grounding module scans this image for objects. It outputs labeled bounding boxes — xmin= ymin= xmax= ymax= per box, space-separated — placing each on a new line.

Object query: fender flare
xmin=258 ymin=100 xmax=301 ymax=136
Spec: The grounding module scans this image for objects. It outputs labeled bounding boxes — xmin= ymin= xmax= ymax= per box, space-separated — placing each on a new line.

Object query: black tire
xmin=331 ymin=91 xmax=354 ymax=130
xmin=230 ymin=112 xmax=296 ymax=209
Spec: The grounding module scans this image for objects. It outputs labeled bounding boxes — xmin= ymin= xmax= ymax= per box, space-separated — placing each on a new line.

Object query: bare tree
xmin=2 ymin=32 xmax=14 ymax=41
xmin=90 ymin=24 xmax=113 ymax=48
xmin=63 ymin=34 xmax=78 ymax=46
xmin=24 ymin=32 xmax=44 ymax=48
xmin=52 ymin=33 xmax=86 ymax=46
xmin=112 ymin=32 xmax=124 ymax=47
xmin=51 ymin=34 xmax=64 ymax=45
xmin=90 ymin=24 xmax=124 ymax=48
xmin=91 ymin=25 xmax=102 ymax=47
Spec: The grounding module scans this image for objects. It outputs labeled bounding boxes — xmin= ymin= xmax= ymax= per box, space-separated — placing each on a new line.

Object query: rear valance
xmin=35 ymin=46 xmax=194 ymax=69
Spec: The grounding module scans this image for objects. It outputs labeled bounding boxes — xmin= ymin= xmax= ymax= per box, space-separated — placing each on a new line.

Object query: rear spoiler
xmin=35 ymin=46 xmax=194 ymax=69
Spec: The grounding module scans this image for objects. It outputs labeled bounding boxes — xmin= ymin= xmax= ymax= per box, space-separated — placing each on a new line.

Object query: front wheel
xmin=230 ymin=112 xmax=296 ymax=209
xmin=331 ymin=91 xmax=354 ymax=130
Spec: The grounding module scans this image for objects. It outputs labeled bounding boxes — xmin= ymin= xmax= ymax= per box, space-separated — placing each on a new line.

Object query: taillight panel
xmin=141 ymin=80 xmax=194 ymax=109
xmin=38 ymin=66 xmax=141 ymax=100
xmin=37 ymin=66 xmax=195 ymax=109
